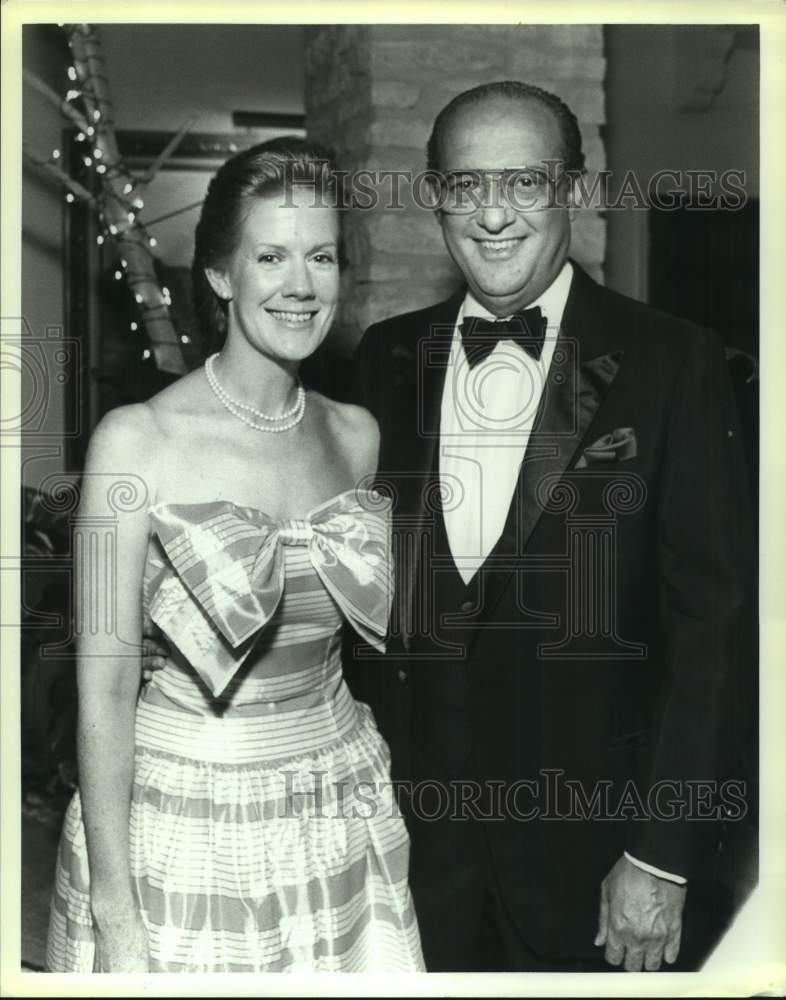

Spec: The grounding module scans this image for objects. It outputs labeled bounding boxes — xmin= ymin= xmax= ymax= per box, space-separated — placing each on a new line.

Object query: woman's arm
xmin=73 ymin=405 xmax=155 ymax=971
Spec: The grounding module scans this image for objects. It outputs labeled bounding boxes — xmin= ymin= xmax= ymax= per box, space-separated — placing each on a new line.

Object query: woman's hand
xmin=93 ymin=906 xmax=150 ymax=972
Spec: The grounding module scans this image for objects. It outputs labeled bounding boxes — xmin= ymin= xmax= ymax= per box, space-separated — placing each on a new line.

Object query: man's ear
xmin=204 ymin=267 xmax=233 ymax=301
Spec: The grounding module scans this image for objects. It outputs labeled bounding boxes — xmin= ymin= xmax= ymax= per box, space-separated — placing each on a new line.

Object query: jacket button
xmin=397 ymin=668 xmax=408 ymax=684
xmin=461 ymin=600 xmax=474 ymax=613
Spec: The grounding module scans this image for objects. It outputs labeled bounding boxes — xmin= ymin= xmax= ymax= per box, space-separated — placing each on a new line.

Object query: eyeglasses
xmin=434 ymin=165 xmax=570 ymax=215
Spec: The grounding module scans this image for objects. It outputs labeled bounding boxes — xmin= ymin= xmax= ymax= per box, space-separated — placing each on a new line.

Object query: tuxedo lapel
xmin=517 ymin=347 xmax=624 ymax=555
xmin=392 ymin=293 xmax=462 ymax=645
xmin=468 ymin=264 xmax=626 ymax=637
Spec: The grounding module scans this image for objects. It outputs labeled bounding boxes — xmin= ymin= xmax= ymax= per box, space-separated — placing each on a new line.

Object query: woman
xmin=46 ymin=138 xmax=424 ymax=973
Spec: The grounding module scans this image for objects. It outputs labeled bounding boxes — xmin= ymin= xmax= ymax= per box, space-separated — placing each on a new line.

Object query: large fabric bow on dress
xmin=147 ymin=489 xmax=392 ymax=697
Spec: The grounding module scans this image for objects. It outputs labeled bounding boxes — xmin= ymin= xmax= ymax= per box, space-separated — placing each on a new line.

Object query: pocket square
xmin=575 ymin=427 xmax=637 ymax=468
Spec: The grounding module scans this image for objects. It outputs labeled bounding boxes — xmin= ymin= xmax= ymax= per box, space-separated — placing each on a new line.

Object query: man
xmin=344 ymin=81 xmax=753 ymax=972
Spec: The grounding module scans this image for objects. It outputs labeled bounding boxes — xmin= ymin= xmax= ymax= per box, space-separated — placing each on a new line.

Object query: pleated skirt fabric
xmin=45 ymin=682 xmax=424 ymax=973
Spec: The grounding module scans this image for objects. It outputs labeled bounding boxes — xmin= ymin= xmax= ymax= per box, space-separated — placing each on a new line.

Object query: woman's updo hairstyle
xmin=192 ymin=136 xmax=346 ymax=355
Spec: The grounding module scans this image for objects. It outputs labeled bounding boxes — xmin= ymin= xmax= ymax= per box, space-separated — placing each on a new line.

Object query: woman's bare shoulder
xmin=87 ymin=401 xmax=157 ymax=456
xmin=145 ymin=367 xmax=210 ymax=419
xmin=77 ymin=404 xmax=159 ymax=515
xmin=310 ymin=392 xmax=380 ymax=479
xmin=91 ymin=368 xmax=207 ymax=444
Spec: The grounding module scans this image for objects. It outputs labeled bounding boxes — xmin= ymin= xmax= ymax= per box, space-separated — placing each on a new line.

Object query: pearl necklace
xmin=204 ymin=353 xmax=306 ymax=432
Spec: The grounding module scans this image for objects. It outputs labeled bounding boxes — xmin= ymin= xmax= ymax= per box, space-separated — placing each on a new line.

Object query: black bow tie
xmin=460 ymin=306 xmax=547 ymax=368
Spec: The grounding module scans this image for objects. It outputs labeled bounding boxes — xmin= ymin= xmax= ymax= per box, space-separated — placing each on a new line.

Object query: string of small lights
xmin=23 ymin=23 xmax=198 ymax=375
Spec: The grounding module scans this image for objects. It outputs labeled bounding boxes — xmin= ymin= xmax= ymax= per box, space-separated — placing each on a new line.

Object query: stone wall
xmin=304 ymin=24 xmax=606 ymax=351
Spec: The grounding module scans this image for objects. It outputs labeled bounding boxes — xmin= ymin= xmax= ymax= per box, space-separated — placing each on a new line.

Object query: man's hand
xmin=141 ymin=625 xmax=170 ymax=682
xmin=595 ymin=855 xmax=686 ymax=971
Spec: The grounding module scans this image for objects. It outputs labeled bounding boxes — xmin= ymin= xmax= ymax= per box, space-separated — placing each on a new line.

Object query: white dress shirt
xmin=438 ymin=260 xmax=686 ymax=886
xmin=439 ymin=260 xmax=571 ymax=584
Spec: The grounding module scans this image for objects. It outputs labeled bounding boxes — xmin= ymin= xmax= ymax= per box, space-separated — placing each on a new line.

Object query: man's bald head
xmin=426 ymin=80 xmax=586 ymax=177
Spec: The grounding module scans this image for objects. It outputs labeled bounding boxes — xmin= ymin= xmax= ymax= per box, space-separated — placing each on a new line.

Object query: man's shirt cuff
xmin=624 ymin=851 xmax=687 ymax=885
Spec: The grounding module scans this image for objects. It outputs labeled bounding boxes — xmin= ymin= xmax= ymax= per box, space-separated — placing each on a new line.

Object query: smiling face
xmin=436 ymin=96 xmax=575 ymax=316
xmin=206 ymin=187 xmax=340 ymax=364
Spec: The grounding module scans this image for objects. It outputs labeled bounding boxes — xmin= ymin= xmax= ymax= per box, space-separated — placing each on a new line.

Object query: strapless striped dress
xmin=46 ymin=489 xmax=424 ymax=973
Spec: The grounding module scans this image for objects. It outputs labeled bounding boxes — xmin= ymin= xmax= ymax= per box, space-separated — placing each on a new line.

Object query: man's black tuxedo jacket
xmin=343 ymin=262 xmax=754 ymax=959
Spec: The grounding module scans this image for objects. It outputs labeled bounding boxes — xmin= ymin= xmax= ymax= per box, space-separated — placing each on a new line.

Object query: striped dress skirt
xmin=45 ymin=663 xmax=424 ymax=973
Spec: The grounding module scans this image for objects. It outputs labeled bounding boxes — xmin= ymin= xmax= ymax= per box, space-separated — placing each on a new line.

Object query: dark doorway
xmin=648 ymin=201 xmax=759 ymax=359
